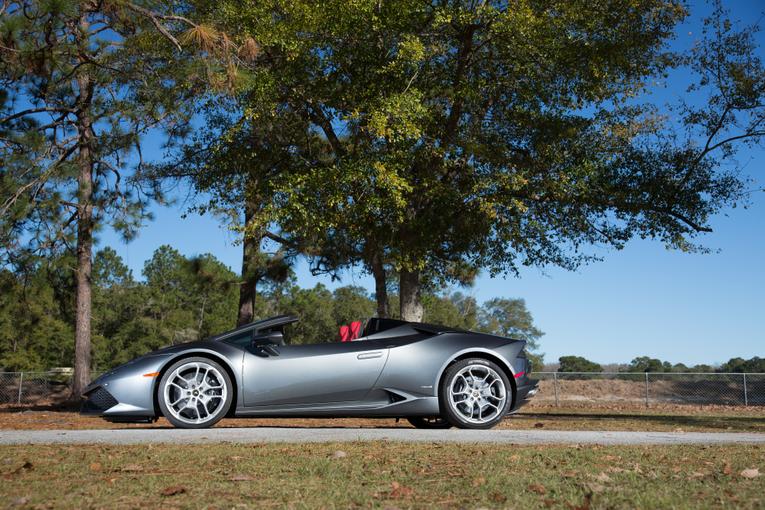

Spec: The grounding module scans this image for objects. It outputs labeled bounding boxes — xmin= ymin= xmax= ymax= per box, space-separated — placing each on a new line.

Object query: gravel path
xmin=2 ymin=428 xmax=765 ymax=445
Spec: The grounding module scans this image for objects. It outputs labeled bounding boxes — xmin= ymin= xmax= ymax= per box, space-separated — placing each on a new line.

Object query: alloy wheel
xmin=162 ymin=361 xmax=228 ymax=426
xmin=447 ymin=364 xmax=507 ymax=425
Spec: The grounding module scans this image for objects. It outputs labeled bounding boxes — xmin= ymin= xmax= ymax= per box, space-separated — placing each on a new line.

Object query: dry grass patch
xmin=0 ymin=443 xmax=763 ymax=509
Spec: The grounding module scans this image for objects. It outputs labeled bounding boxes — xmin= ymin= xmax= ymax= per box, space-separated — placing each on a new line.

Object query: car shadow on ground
xmin=2 ymin=404 xmax=764 ymax=432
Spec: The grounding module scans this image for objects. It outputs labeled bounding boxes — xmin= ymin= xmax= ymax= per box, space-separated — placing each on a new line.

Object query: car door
xmin=241 ymin=339 xmax=389 ymax=407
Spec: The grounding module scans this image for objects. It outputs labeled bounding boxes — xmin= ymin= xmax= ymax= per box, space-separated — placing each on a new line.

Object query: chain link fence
xmin=1 ymin=370 xmax=765 ymax=407
xmin=533 ymin=372 xmax=765 ymax=407
xmin=0 ymin=372 xmax=73 ymax=405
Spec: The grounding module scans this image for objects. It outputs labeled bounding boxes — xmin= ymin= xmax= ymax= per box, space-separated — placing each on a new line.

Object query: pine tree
xmin=0 ymin=0 xmax=206 ymax=397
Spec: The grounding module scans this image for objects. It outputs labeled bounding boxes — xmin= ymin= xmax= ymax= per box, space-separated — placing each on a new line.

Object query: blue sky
xmin=100 ymin=0 xmax=764 ymax=366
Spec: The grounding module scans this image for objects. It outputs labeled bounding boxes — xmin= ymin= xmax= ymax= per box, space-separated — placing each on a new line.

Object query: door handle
xmin=357 ymin=351 xmax=383 ymax=360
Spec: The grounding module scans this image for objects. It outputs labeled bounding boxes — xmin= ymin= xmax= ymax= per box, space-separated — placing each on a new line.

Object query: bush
xmin=558 ymin=356 xmax=602 ymax=373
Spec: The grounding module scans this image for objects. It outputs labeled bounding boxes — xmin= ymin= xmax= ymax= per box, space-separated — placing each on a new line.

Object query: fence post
xmin=743 ymin=373 xmax=748 ymax=406
xmin=644 ymin=372 xmax=649 ymax=407
xmin=17 ymin=372 xmax=23 ymax=405
xmin=553 ymin=372 xmax=560 ymax=407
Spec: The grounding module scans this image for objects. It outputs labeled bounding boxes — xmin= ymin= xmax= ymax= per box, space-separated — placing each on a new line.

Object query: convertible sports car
xmin=81 ymin=315 xmax=538 ymax=429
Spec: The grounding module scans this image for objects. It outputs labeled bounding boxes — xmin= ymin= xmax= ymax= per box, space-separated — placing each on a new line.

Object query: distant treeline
xmin=553 ymin=355 xmax=765 ymax=374
xmin=0 ymin=246 xmax=544 ymax=372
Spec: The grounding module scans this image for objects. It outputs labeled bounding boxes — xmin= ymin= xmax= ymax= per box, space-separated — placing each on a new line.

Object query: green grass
xmin=1 ymin=443 xmax=763 ymax=509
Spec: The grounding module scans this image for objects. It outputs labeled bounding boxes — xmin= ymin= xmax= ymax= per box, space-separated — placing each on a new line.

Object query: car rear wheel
xmin=158 ymin=357 xmax=233 ymax=429
xmin=406 ymin=416 xmax=453 ymax=429
xmin=440 ymin=358 xmax=511 ymax=430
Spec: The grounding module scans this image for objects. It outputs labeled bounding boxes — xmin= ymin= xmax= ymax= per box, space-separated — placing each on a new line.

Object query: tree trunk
xmin=71 ymin=12 xmax=94 ymax=399
xmin=71 ymin=103 xmax=94 ymax=400
xmin=370 ymin=250 xmax=389 ymax=318
xmin=237 ymin=231 xmax=260 ymax=326
xmin=399 ymin=268 xmax=423 ymax=322
xmin=237 ymin=191 xmax=262 ymax=326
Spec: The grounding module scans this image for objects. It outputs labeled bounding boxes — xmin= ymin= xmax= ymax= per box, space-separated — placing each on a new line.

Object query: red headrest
xmin=349 ymin=321 xmax=362 ymax=340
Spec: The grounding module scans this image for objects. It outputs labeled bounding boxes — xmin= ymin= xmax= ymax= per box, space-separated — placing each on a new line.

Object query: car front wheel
xmin=158 ymin=357 xmax=233 ymax=429
xmin=440 ymin=358 xmax=511 ymax=429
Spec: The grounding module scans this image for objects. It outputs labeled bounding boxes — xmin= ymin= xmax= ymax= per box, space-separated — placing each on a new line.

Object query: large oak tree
xmin=224 ymin=0 xmax=764 ymax=321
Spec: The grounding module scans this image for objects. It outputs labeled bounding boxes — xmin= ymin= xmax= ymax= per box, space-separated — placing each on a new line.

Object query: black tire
xmin=439 ymin=358 xmax=512 ymax=430
xmin=406 ymin=416 xmax=453 ymax=429
xmin=158 ymin=356 xmax=233 ymax=429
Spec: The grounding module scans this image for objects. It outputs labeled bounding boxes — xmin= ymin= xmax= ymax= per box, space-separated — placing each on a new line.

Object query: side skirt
xmin=234 ymin=396 xmax=440 ymax=418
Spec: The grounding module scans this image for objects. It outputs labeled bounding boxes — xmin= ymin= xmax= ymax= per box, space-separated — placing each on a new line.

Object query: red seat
xmin=349 ymin=321 xmax=362 ymax=340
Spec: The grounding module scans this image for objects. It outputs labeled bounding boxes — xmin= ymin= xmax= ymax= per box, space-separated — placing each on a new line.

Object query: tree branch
xmin=0 ymin=106 xmax=75 ymax=125
xmin=124 ymin=2 xmax=199 ymax=51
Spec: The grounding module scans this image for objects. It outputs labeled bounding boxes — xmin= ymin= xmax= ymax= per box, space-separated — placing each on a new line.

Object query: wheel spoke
xmin=164 ymin=361 xmax=228 ymax=426
xmin=169 ymin=395 xmax=186 ymax=407
xmin=448 ymin=364 xmax=507 ymax=425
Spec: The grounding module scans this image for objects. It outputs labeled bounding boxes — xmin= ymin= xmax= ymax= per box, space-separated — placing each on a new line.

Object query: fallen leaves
xmin=489 ymin=492 xmax=508 ymax=503
xmin=740 ymin=468 xmax=760 ymax=479
xmin=89 ymin=462 xmax=102 ymax=472
xmin=389 ymin=481 xmax=413 ymax=499
xmin=528 ymin=483 xmax=547 ymax=495
xmin=332 ymin=450 xmax=347 ymax=459
xmin=160 ymin=485 xmax=187 ymax=497
xmin=593 ymin=472 xmax=611 ymax=483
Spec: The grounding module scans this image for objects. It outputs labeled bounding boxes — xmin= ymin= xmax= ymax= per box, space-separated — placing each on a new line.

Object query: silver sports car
xmin=81 ymin=315 xmax=538 ymax=429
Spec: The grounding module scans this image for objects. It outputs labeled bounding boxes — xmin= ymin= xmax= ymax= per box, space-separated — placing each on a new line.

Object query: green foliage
xmin=422 ymin=292 xmax=479 ymax=332
xmin=478 ymin=297 xmax=545 ymax=368
xmin=0 ymin=261 xmax=75 ymax=371
xmin=0 ymin=1 xmax=202 ymax=259
xmin=719 ymin=357 xmax=765 ymax=373
xmin=621 ymin=356 xmax=761 ymax=373
xmin=558 ymin=356 xmax=603 ymax=373
xmin=332 ymin=287 xmax=376 ymax=326
xmin=206 ymin=0 xmax=765 ymax=295
xmin=278 ymin=284 xmax=336 ymax=345
xmin=92 ymin=245 xmax=240 ymax=370
xmin=628 ymin=356 xmax=668 ymax=373
xmin=0 ymin=247 xmax=240 ymax=371
xmin=0 ymin=246 xmax=549 ymax=367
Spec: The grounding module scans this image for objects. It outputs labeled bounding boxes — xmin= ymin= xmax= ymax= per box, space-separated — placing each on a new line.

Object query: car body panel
xmin=81 ymin=315 xmax=538 ymax=422
xmin=241 ymin=339 xmax=389 ymax=406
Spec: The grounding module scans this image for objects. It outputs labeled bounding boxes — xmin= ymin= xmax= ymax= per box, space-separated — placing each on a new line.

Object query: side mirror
xmin=252 ymin=331 xmax=283 ymax=345
xmin=251 ymin=331 xmax=283 ymax=357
